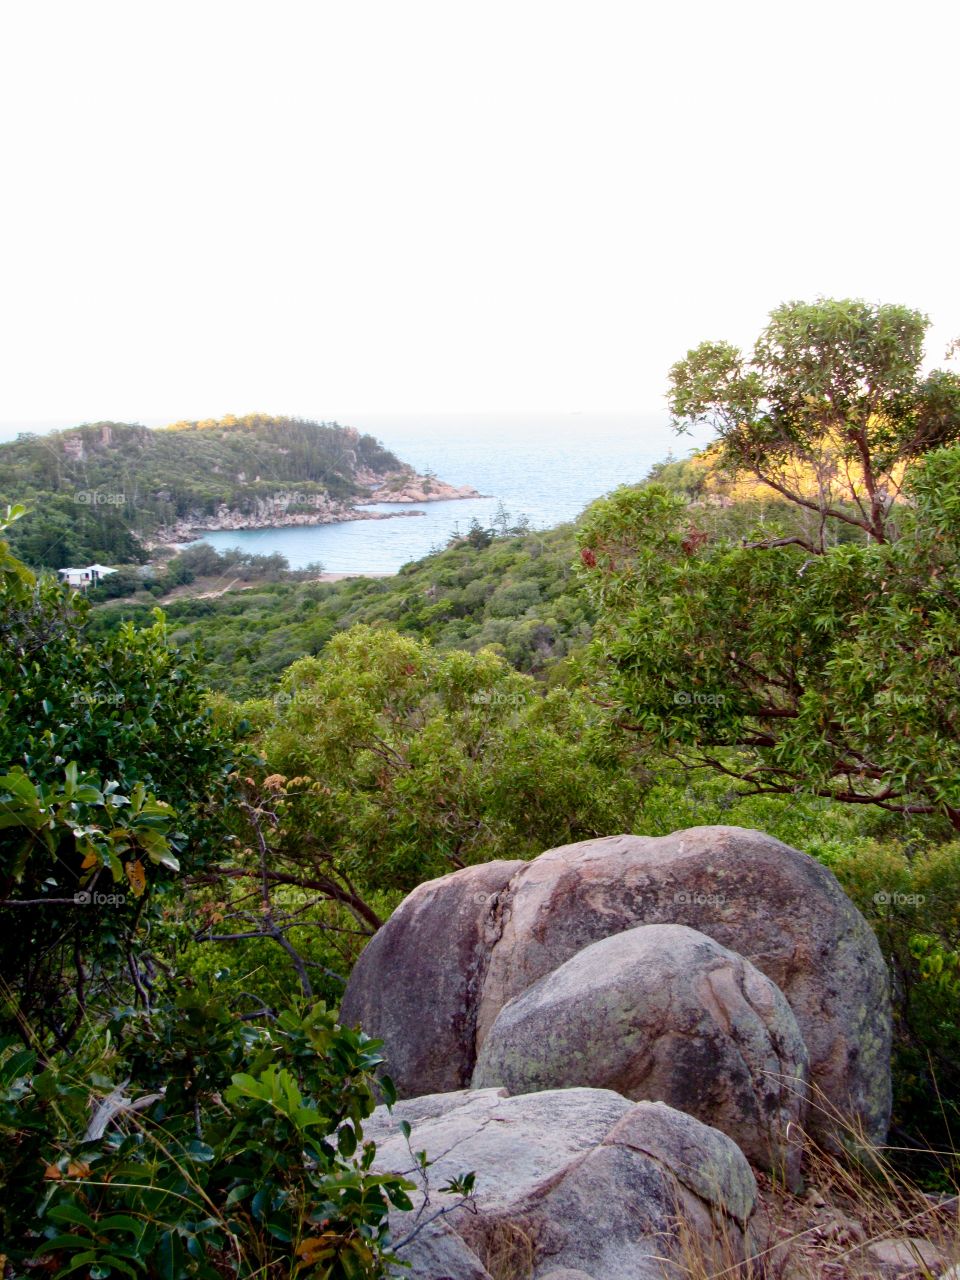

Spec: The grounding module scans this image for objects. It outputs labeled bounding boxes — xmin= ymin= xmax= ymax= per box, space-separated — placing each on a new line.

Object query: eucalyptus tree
xmin=580 ymin=300 xmax=960 ymax=828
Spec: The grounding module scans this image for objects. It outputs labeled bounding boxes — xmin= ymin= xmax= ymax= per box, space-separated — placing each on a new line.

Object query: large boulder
xmin=365 ymin=1086 xmax=757 ymax=1280
xmin=343 ymin=826 xmax=891 ymax=1146
xmin=477 ymin=827 xmax=890 ymax=1145
xmin=339 ymin=858 xmax=523 ymax=1095
xmin=472 ymin=923 xmax=809 ymax=1186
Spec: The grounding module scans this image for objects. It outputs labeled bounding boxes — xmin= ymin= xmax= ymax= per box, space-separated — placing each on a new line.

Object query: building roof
xmin=58 ymin=564 xmax=118 ymax=576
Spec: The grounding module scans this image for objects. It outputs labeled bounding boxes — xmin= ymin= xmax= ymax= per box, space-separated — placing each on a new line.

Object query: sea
xmin=192 ymin=412 xmax=712 ymax=574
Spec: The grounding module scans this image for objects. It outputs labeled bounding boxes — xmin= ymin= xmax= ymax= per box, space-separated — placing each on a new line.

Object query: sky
xmin=1 ymin=0 xmax=958 ymax=435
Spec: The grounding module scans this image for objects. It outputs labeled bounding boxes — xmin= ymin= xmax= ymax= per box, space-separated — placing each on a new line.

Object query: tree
xmin=669 ymin=298 xmax=960 ymax=549
xmin=578 ymin=301 xmax=960 ymax=830
xmin=465 ymin=517 xmax=494 ymax=549
xmin=219 ymin=626 xmax=645 ymax=920
xmin=0 ymin=515 xmax=414 ymax=1279
xmin=0 ymin=508 xmax=237 ymax=1046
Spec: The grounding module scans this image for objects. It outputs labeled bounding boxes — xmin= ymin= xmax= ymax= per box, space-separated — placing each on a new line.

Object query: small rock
xmin=538 ymin=1271 xmax=596 ymax=1279
xmin=865 ymin=1236 xmax=946 ymax=1277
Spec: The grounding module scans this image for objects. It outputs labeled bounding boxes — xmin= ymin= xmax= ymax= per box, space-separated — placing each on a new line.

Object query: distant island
xmin=0 ymin=414 xmax=481 ymax=568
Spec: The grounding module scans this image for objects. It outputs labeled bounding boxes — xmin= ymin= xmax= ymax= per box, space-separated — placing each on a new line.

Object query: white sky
xmin=1 ymin=0 xmax=957 ymax=428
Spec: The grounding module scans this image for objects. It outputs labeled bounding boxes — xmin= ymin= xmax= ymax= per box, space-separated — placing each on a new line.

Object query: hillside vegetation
xmin=87 ymin=522 xmax=591 ymax=696
xmin=0 ymin=414 xmax=404 ymax=568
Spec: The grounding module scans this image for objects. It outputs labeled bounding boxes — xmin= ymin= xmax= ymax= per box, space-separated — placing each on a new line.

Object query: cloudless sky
xmin=1 ymin=0 xmax=957 ymax=430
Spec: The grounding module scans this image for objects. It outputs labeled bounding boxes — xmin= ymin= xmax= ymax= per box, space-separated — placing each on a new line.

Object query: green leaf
xmin=337 ymin=1124 xmax=358 ymax=1157
xmin=48 ymin=1203 xmax=99 ymax=1230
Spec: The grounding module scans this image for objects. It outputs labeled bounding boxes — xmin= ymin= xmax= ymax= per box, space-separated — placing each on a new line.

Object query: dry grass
xmin=463 ymin=1215 xmax=537 ymax=1280
xmin=662 ymin=1109 xmax=960 ymax=1280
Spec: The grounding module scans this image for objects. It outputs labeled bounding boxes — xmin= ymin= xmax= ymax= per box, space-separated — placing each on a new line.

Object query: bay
xmin=192 ymin=411 xmax=711 ymax=574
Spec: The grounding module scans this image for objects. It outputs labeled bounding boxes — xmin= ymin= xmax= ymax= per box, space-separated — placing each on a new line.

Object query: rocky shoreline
xmin=355 ymin=473 xmax=483 ymax=505
xmin=147 ymin=469 xmax=484 ymax=547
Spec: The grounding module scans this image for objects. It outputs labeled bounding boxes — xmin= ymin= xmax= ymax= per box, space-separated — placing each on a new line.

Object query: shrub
xmin=1 ymin=995 xmax=413 ymax=1277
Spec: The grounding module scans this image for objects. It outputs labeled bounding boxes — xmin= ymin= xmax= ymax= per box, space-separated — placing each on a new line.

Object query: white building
xmin=57 ymin=564 xmax=117 ymax=589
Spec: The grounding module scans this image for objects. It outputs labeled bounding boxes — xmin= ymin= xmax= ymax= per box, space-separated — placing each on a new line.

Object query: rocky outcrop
xmin=864 ymin=1237 xmax=947 ymax=1278
xmin=152 ymin=468 xmax=480 ymax=541
xmin=153 ymin=495 xmax=426 ymax=543
xmin=472 ymin=923 xmax=809 ymax=1186
xmin=341 ymin=826 xmax=892 ymax=1148
xmin=339 ymin=860 xmax=524 ymax=1095
xmin=365 ymin=1087 xmax=756 ymax=1280
xmin=356 ymin=470 xmax=483 ymax=504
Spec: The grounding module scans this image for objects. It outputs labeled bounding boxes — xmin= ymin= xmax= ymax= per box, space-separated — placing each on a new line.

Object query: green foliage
xmin=579 ymin=437 xmax=960 ymax=832
xmin=0 ymin=514 xmax=237 ymax=1047
xmin=669 ymin=298 xmax=960 ymax=546
xmin=175 ymin=889 xmax=392 ymax=1013
xmin=88 ymin=523 xmax=592 ymax=699
xmin=0 ymin=522 xmax=418 ymax=1279
xmin=0 ymin=416 xmax=403 ymax=570
xmin=254 ymin=625 xmax=646 ymax=895
xmin=823 ymin=840 xmax=960 ymax=1175
xmin=1 ymin=996 xmax=412 ymax=1277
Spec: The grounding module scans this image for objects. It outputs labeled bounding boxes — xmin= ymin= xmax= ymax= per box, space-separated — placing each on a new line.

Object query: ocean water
xmin=193 ymin=412 xmax=712 ymax=574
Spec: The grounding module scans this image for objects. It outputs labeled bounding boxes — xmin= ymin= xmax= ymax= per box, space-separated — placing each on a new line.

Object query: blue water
xmin=193 ymin=412 xmax=711 ymax=574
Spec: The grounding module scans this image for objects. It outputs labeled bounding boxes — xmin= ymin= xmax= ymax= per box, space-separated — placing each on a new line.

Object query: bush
xmin=0 ymin=509 xmax=237 ymax=1048
xmin=0 ymin=995 xmax=413 ymax=1277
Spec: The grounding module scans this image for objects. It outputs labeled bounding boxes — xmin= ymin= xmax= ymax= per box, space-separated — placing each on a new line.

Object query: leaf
xmin=48 ymin=1202 xmax=98 ymax=1229
xmin=250 ymin=1185 xmax=270 ymax=1221
xmin=95 ymin=1214 xmax=144 ymax=1234
xmin=297 ymin=1234 xmax=339 ymax=1265
xmin=124 ymin=859 xmax=146 ymax=897
xmin=73 ymin=785 xmax=104 ymax=803
xmin=337 ymin=1124 xmax=357 ymax=1157
xmin=144 ymin=843 xmax=180 ymax=872
xmin=81 ymin=851 xmax=99 ymax=870
xmin=37 ymin=1235 xmax=92 ymax=1255
xmin=92 ymin=1262 xmax=139 ymax=1280
xmin=379 ymin=1073 xmax=397 ymax=1107
xmin=386 ymin=1185 xmax=414 ymax=1211
xmin=0 ymin=1047 xmax=35 ymax=1084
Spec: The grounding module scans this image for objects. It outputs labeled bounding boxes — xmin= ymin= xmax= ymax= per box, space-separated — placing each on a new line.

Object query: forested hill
xmin=87 ymin=521 xmax=589 ymax=697
xmin=0 ymin=414 xmax=405 ymax=567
